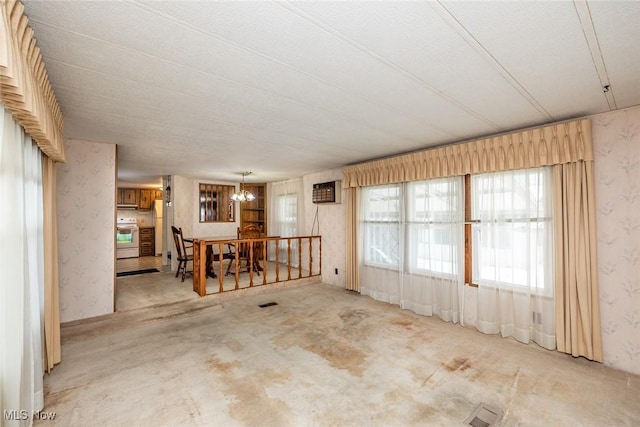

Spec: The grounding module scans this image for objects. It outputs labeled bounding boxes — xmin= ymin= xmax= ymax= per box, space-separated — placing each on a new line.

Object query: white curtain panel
xmin=403 ymin=178 xmax=464 ymax=322
xmin=0 ymin=104 xmax=45 ymax=423
xmin=360 ymin=178 xmax=464 ymax=323
xmin=268 ymin=179 xmax=305 ymax=266
xmin=471 ymin=167 xmax=556 ymax=350
xmin=360 ymin=184 xmax=403 ymax=305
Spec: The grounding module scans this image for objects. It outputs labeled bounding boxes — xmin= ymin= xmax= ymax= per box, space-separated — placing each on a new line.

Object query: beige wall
xmin=56 ymin=139 xmax=116 ymax=323
xmin=308 ymin=108 xmax=640 ymax=375
xmin=302 ymin=168 xmax=346 ymax=287
xmin=593 ymin=106 xmax=640 ymax=375
xmin=53 ymin=108 xmax=640 ymax=375
xmin=170 ymin=176 xmax=240 ymax=272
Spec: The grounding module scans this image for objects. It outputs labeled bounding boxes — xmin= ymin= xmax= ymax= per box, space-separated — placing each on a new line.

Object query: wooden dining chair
xmin=171 ymin=226 xmax=193 ymax=282
xmin=225 ymin=225 xmax=262 ymax=276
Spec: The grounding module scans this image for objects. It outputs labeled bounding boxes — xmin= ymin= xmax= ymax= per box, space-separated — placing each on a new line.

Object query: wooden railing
xmin=192 ymin=235 xmax=322 ymax=296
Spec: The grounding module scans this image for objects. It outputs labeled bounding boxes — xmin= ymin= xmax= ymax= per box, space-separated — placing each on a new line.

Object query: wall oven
xmin=116 ymin=217 xmax=139 ymax=259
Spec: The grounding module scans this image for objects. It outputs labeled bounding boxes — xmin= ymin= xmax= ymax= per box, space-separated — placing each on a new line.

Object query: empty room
xmin=1 ymin=1 xmax=639 ymax=426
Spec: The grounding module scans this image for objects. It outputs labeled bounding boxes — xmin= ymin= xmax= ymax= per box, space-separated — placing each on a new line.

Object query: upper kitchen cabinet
xmin=117 ymin=188 xmax=162 ymax=209
xmin=117 ymin=188 xmax=139 ymax=206
xmin=139 ymin=189 xmax=153 ymax=210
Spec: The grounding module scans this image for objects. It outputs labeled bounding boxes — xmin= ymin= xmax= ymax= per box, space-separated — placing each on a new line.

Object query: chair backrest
xmin=171 ymin=226 xmax=189 ymax=260
xmin=237 ymin=225 xmax=262 ymax=258
xmin=238 ymin=224 xmax=262 ymax=239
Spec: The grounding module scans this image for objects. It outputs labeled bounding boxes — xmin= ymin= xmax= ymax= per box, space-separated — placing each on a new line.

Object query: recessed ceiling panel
xmin=441 ymin=1 xmax=610 ymax=119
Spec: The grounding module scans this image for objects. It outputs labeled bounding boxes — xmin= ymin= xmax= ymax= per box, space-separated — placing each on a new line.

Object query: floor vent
xmin=258 ymin=302 xmax=278 ymax=308
xmin=464 ymin=403 xmax=502 ymax=427
xmin=116 ymin=268 xmax=160 ymax=277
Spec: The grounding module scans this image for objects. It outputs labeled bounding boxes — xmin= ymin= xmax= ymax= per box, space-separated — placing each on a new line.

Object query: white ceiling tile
xmin=19 ymin=0 xmax=640 ymax=184
xmin=440 ymin=1 xmax=611 ymax=119
xmin=588 ymin=1 xmax=640 ymax=109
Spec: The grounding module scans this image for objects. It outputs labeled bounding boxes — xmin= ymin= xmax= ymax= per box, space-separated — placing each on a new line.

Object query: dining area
xmin=172 ymin=224 xmax=323 ymax=297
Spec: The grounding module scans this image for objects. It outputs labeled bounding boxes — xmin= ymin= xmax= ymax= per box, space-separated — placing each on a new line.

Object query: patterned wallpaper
xmin=51 ymin=110 xmax=639 ymax=375
xmin=56 ymin=139 xmax=116 ymax=323
xmin=303 ymin=169 xmax=345 ymax=287
xmin=300 ymin=112 xmax=640 ymax=375
xmin=593 ymin=106 xmax=640 ymax=375
xmin=170 ymin=176 xmax=240 ymax=271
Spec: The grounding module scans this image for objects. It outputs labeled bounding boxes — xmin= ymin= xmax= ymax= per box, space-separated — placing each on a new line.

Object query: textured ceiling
xmin=21 ymin=0 xmax=640 ymax=186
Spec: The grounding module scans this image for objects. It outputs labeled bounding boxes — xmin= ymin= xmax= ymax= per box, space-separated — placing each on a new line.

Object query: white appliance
xmin=116 ymin=217 xmax=139 ymax=259
xmin=153 ymin=199 xmax=163 ymax=256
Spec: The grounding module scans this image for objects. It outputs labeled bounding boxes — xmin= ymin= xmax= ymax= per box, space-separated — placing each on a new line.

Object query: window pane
xmin=471 ymin=168 xmax=552 ymax=290
xmin=362 ymin=184 xmax=401 ymax=269
xmin=276 ymin=194 xmax=297 ymax=237
xmin=407 ymin=177 xmax=463 ymax=276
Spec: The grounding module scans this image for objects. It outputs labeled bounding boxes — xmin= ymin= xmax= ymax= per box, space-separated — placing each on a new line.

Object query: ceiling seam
xmin=58 ymin=95 xmax=380 ymax=155
xmin=274 ymin=0 xmax=503 ymax=132
xmin=126 ymin=0 xmax=462 ymax=139
xmin=42 ymin=57 xmax=429 ymax=147
xmin=28 ymin=16 xmax=456 ymax=144
xmin=572 ymin=0 xmax=617 ymax=110
xmin=429 ymin=0 xmax=555 ymax=121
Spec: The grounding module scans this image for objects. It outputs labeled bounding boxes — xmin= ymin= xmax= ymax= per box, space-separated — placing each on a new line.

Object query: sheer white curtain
xmin=404 ymin=178 xmax=464 ymax=322
xmin=1 ymin=104 xmax=45 ymax=422
xmin=268 ymin=179 xmax=305 ymax=265
xmin=471 ymin=167 xmax=555 ymax=349
xmin=360 ymin=178 xmax=464 ymax=323
xmin=360 ymin=184 xmax=403 ymax=305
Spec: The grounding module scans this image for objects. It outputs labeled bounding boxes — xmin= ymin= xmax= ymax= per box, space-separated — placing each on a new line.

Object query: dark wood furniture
xmin=139 ymin=226 xmax=154 ymax=256
xmin=183 ymin=235 xmax=235 ymax=279
xmin=117 ymin=188 xmax=162 ymax=209
xmin=171 ymin=226 xmax=193 ymax=282
xmin=225 ymin=225 xmax=263 ymax=276
xmin=240 ymin=183 xmax=266 ymax=234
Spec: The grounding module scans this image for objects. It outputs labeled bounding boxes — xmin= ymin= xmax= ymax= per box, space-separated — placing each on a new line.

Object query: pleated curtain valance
xmin=0 ymin=0 xmax=65 ymax=162
xmin=343 ymin=119 xmax=592 ymax=187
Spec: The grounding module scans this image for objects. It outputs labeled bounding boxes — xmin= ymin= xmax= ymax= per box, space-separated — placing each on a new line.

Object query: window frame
xmin=361 ymin=184 xmax=402 ymax=270
xmin=360 ymin=169 xmax=553 ymax=293
xmin=465 ymin=168 xmax=553 ymax=294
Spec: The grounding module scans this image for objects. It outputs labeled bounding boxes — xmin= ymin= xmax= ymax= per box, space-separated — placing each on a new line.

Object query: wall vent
xmin=312 ymin=181 xmax=342 ymax=204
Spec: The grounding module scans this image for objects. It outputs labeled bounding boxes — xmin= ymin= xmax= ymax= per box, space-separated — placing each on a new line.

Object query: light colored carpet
xmin=41 ymin=282 xmax=640 ymax=426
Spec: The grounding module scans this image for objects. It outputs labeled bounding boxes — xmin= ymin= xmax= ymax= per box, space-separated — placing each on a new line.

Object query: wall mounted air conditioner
xmin=312 ymin=180 xmax=341 ymax=204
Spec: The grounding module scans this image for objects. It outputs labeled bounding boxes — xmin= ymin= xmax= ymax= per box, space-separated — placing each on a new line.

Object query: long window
xmin=361 ymin=168 xmax=553 ymax=291
xmin=407 ymin=178 xmax=463 ymax=277
xmin=470 ymin=168 xmax=552 ymax=292
xmin=275 ymin=194 xmax=298 ymax=237
xmin=362 ymin=184 xmax=401 ymax=269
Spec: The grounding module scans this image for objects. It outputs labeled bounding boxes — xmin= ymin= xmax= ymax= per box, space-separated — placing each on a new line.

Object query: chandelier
xmin=231 ymin=171 xmax=255 ymax=202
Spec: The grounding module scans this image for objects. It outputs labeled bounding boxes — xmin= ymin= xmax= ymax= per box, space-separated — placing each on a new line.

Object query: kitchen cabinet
xmin=240 ymin=183 xmax=266 ymax=234
xmin=118 ymin=188 xmax=139 ymax=206
xmin=139 ymin=190 xmax=153 ymax=210
xmin=139 ymin=227 xmax=155 ymax=256
xmin=117 ymin=188 xmax=162 ymax=209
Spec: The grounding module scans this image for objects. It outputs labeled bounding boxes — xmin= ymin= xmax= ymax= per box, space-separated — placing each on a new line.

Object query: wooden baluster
xmin=218 ymin=242 xmax=224 ymax=293
xmin=298 ymin=237 xmax=302 ymax=279
xmin=248 ymin=238 xmax=254 ymax=287
xmin=287 ymin=239 xmax=292 ymax=280
xmin=275 ymin=238 xmax=280 ymax=282
xmin=308 ymin=236 xmax=313 ymax=277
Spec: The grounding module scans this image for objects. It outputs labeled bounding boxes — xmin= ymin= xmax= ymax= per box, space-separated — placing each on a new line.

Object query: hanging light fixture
xmin=231 ymin=171 xmax=255 ymax=202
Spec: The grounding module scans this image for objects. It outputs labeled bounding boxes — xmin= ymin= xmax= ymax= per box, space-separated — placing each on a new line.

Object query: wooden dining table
xmin=183 ymin=235 xmax=236 ymax=279
xmin=185 ymin=234 xmax=279 ymax=296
